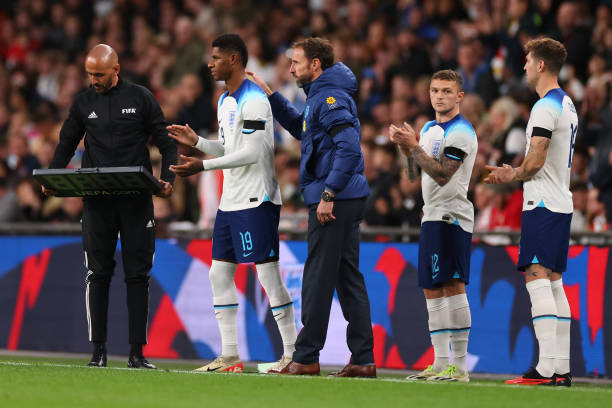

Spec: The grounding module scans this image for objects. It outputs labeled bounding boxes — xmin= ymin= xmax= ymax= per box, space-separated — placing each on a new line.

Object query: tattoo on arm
xmin=514 ymin=137 xmax=550 ymax=181
xmin=411 ymin=146 xmax=461 ymax=186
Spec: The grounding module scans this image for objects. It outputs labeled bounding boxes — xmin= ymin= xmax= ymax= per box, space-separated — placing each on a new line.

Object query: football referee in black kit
xmin=44 ymin=44 xmax=177 ymax=369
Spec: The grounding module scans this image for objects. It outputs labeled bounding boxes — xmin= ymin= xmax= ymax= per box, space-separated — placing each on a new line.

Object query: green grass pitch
xmin=0 ymin=355 xmax=609 ymax=408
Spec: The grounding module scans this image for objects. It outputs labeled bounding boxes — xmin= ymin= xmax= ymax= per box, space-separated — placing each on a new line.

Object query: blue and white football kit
xmin=417 ymin=114 xmax=478 ymax=289
xmin=192 ymin=78 xmax=295 ymax=369
xmin=195 ymin=79 xmax=282 ymax=263
xmin=517 ymin=88 xmax=577 ymax=272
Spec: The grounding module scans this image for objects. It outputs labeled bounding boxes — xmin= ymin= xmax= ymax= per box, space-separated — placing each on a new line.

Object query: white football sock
xmin=210 ymin=260 xmax=239 ymax=358
xmin=526 ymin=279 xmax=557 ymax=378
xmin=426 ymin=297 xmax=450 ymax=371
xmin=448 ymin=293 xmax=471 ymax=374
xmin=256 ymin=261 xmax=296 ymax=357
xmin=551 ymin=279 xmax=571 ymax=375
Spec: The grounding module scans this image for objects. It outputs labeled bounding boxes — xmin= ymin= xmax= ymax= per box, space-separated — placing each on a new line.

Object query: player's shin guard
xmin=551 ymin=279 xmax=571 ymax=375
xmin=426 ymin=297 xmax=450 ymax=371
xmin=526 ymin=279 xmax=558 ymax=378
xmin=256 ymin=261 xmax=296 ymax=357
xmin=448 ymin=294 xmax=471 ymax=374
xmin=210 ymin=260 xmax=239 ymax=357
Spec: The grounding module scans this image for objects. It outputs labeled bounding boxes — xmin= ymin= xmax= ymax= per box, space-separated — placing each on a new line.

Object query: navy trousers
xmin=292 ymin=198 xmax=374 ymax=365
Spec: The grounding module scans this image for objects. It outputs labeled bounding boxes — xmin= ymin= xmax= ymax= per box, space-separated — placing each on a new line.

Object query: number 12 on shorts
xmin=239 ymin=231 xmax=253 ymax=251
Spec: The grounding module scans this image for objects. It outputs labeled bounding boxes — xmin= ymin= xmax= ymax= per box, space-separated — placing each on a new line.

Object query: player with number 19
xmin=168 ymin=34 xmax=296 ymax=373
xmin=486 ymin=38 xmax=577 ymax=386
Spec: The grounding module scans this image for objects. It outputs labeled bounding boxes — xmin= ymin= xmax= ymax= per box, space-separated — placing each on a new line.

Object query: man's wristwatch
xmin=321 ymin=190 xmax=335 ymax=202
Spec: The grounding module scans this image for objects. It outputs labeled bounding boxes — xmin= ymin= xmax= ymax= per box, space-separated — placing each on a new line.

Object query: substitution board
xmin=33 ymin=167 xmax=161 ymax=197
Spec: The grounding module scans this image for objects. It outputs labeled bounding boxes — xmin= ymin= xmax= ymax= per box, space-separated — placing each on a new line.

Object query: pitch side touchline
xmin=1 ymin=361 xmax=610 ymax=394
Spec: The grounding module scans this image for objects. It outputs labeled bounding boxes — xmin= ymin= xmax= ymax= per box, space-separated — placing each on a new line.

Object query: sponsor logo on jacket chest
xmin=122 ymin=108 xmax=136 ymax=114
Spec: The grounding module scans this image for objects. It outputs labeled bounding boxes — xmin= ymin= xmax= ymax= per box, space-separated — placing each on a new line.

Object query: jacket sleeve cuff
xmin=324 ymin=186 xmax=337 ymax=195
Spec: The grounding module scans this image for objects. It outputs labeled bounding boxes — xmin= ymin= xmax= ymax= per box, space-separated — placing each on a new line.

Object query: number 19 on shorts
xmin=239 ymin=231 xmax=253 ymax=251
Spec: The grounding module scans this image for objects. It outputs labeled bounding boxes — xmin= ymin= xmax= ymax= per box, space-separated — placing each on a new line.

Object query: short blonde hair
xmin=431 ymin=69 xmax=463 ymax=91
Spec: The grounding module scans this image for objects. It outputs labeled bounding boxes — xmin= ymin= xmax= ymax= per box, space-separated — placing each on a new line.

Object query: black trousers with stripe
xmin=82 ymin=195 xmax=155 ymax=345
xmin=292 ymin=198 xmax=375 ymax=365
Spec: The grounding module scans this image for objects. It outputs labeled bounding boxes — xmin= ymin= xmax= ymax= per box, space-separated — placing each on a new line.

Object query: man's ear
xmin=312 ymin=58 xmax=321 ymax=72
xmin=538 ymin=59 xmax=545 ymax=73
xmin=457 ymin=91 xmax=465 ymax=103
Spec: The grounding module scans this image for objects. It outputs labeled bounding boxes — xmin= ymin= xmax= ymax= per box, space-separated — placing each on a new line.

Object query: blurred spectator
xmin=482 ymin=97 xmax=527 ymax=165
xmin=15 ymin=177 xmax=43 ymax=221
xmin=165 ymin=15 xmax=206 ymax=86
xmin=474 ymin=183 xmax=495 ymax=232
xmin=0 ymin=163 xmax=19 ymax=222
xmin=153 ymin=195 xmax=176 ymax=238
xmin=175 ymin=73 xmax=213 ymax=135
xmin=570 ymin=181 xmax=588 ymax=232
xmin=551 ymin=1 xmax=592 ymax=82
xmin=587 ymin=188 xmax=609 ymax=232
xmin=364 ymin=142 xmax=402 ymax=226
xmin=456 ymin=39 xmax=498 ymax=106
xmin=6 ymin=134 xmax=40 ymax=181
xmin=47 ymin=196 xmax=83 ymax=223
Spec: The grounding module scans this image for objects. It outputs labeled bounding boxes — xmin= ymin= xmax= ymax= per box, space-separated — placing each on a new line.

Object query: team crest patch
xmin=432 ymin=139 xmax=442 ymax=158
xmin=326 ymin=96 xmax=338 ymax=109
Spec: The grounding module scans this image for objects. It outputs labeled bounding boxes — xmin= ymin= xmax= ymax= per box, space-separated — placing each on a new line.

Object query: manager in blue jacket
xmin=248 ymin=37 xmax=375 ymax=377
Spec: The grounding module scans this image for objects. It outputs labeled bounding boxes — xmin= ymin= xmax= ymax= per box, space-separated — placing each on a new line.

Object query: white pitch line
xmin=1 ymin=361 xmax=610 ymax=394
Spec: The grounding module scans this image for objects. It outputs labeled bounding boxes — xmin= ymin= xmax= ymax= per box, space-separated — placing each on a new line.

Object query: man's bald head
xmin=85 ymin=44 xmax=120 ymax=93
xmin=87 ymin=44 xmax=118 ymax=67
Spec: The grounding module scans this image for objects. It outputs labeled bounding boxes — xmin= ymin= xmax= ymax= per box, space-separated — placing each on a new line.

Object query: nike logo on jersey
xmin=243 ymin=251 xmax=253 ymax=258
xmin=273 ymin=313 xmax=282 ymax=318
xmin=122 ymin=108 xmax=136 ymax=114
xmin=88 ymin=111 xmax=98 ymax=119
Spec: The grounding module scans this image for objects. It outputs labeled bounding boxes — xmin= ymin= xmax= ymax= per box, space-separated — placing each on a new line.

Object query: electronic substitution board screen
xmin=33 ymin=167 xmax=162 ymax=197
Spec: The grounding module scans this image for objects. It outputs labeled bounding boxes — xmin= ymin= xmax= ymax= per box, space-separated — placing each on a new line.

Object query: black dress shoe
xmin=88 ymin=347 xmax=107 ymax=367
xmin=128 ymin=355 xmax=157 ymax=369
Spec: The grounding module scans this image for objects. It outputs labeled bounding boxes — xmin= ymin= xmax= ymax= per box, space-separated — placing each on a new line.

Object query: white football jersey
xmin=215 ymin=79 xmax=281 ymax=211
xmin=523 ymin=88 xmax=577 ymax=214
xmin=419 ymin=114 xmax=478 ymax=233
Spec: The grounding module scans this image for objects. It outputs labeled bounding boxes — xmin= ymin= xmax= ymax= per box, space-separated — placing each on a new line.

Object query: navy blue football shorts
xmin=212 ymin=202 xmax=280 ymax=264
xmin=418 ymin=221 xmax=472 ymax=289
xmin=517 ymin=207 xmax=572 ymax=272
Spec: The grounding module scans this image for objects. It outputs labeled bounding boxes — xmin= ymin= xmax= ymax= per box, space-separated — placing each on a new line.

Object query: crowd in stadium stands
xmin=0 ymin=0 xmax=611 ymax=237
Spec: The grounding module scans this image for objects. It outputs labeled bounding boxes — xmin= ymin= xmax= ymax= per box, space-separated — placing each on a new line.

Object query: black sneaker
xmin=128 ymin=355 xmax=157 ymax=369
xmin=554 ymin=372 xmax=572 ymax=387
xmin=505 ymin=367 xmax=555 ymax=385
xmin=88 ymin=344 xmax=107 ymax=367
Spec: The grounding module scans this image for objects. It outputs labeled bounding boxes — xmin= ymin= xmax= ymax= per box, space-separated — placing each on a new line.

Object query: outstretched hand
xmin=167 ymin=123 xmax=198 ymax=146
xmin=169 ymin=154 xmax=204 ymax=177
